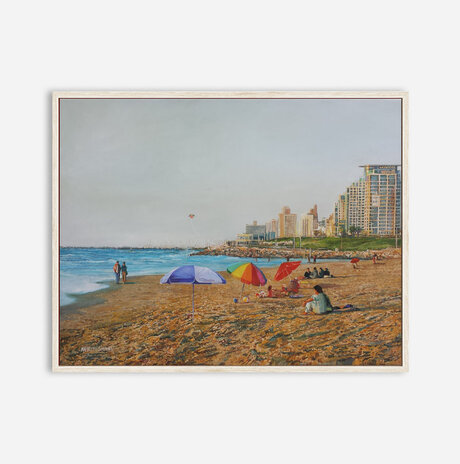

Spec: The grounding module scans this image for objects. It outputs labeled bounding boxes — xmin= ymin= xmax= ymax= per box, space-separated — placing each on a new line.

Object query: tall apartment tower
xmin=346 ymin=178 xmax=366 ymax=231
xmin=325 ymin=213 xmax=336 ymax=237
xmin=278 ymin=206 xmax=297 ymax=238
xmin=300 ymin=213 xmax=315 ymax=237
xmin=265 ymin=219 xmax=279 ymax=240
xmin=361 ymin=164 xmax=401 ymax=235
xmin=334 ymin=165 xmax=401 ymax=236
xmin=334 ymin=194 xmax=347 ymax=234
xmin=308 ymin=204 xmax=319 ymax=230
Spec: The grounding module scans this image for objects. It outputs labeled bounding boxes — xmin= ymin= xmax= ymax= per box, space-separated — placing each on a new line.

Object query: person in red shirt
xmin=113 ymin=261 xmax=121 ymax=284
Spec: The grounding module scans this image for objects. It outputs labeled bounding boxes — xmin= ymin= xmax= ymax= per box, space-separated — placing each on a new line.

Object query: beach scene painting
xmin=53 ymin=91 xmax=407 ymax=371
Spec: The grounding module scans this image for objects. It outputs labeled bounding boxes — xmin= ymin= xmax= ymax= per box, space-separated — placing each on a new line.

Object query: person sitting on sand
xmin=303 ymin=285 xmax=333 ymax=314
xmin=257 ymin=285 xmax=275 ymax=298
xmin=286 ymin=277 xmax=300 ymax=295
xmin=267 ymin=285 xmax=287 ymax=298
xmin=279 ymin=283 xmax=293 ymax=297
xmin=121 ymin=261 xmax=128 ymax=283
xmin=265 ymin=284 xmax=286 ymax=298
xmin=303 ymin=268 xmax=312 ymax=279
xmin=323 ymin=268 xmax=333 ymax=278
xmin=311 ymin=267 xmax=319 ymax=279
xmin=257 ymin=284 xmax=283 ymax=298
xmin=318 ymin=268 xmax=325 ymax=278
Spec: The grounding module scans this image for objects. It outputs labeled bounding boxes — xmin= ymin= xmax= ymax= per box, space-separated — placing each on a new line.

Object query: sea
xmin=59 ymin=247 xmax=337 ymax=306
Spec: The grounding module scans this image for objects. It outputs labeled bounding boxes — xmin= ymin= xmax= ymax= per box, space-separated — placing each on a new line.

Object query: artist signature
xmin=80 ymin=346 xmax=113 ymax=352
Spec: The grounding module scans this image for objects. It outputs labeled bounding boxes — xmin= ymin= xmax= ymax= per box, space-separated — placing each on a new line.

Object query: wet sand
xmin=59 ymin=259 xmax=402 ymax=366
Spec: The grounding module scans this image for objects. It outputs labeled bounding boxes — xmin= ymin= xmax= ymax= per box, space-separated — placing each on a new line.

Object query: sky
xmin=60 ymin=98 xmax=401 ymax=247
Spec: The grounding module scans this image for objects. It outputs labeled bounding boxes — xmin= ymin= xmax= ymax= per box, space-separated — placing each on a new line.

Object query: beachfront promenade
xmin=59 ymin=257 xmax=402 ymax=367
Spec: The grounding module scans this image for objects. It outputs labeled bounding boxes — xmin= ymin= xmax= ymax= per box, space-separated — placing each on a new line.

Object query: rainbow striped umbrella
xmin=227 ymin=262 xmax=267 ymax=300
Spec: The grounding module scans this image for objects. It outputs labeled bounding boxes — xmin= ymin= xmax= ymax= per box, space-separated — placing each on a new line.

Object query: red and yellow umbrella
xmin=227 ymin=262 xmax=267 ymax=299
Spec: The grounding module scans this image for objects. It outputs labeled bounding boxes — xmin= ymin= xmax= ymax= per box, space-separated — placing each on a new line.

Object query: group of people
xmin=258 ymin=282 xmax=340 ymax=315
xmin=303 ymin=267 xmax=333 ymax=279
xmin=113 ymin=261 xmax=128 ymax=284
xmin=258 ymin=280 xmax=301 ymax=298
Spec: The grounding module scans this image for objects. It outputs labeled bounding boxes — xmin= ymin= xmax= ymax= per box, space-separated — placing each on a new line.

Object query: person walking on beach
xmin=113 ymin=261 xmax=121 ymax=284
xmin=313 ymin=255 xmax=317 ymax=264
xmin=121 ymin=262 xmax=128 ymax=283
xmin=373 ymin=253 xmax=377 ymax=264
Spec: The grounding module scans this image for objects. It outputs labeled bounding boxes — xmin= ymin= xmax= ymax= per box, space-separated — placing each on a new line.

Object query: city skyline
xmin=60 ymin=98 xmax=401 ymax=247
xmin=240 ymin=164 xmax=402 ymax=242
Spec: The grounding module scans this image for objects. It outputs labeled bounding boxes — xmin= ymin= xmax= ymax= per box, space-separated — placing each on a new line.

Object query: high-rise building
xmin=245 ymin=220 xmax=266 ymax=241
xmin=334 ymin=164 xmax=401 ymax=236
xmin=300 ymin=213 xmax=315 ymax=237
xmin=361 ymin=164 xmax=401 ymax=235
xmin=325 ymin=213 xmax=336 ymax=237
xmin=278 ymin=206 xmax=297 ymax=237
xmin=346 ymin=178 xmax=366 ymax=232
xmin=265 ymin=219 xmax=278 ymax=240
xmin=334 ymin=194 xmax=347 ymax=235
xmin=309 ymin=204 xmax=319 ymax=230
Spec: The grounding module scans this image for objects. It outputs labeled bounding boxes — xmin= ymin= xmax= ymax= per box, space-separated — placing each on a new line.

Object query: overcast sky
xmin=60 ymin=98 xmax=401 ymax=247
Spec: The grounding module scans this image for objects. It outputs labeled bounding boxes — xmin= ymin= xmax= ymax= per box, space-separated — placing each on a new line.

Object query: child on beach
xmin=303 ymin=285 xmax=333 ymax=314
xmin=257 ymin=285 xmax=285 ymax=298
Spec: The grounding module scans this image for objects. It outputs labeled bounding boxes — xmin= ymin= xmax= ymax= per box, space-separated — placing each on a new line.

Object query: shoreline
xmin=60 ymin=258 xmax=355 ymax=311
xmin=61 ymin=280 xmax=118 ymax=313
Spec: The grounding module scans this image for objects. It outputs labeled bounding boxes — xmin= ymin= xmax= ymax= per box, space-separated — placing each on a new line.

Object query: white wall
xmin=1 ymin=1 xmax=458 ymax=463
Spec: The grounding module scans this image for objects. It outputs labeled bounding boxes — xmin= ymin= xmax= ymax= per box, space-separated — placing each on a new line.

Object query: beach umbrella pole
xmin=240 ymin=283 xmax=245 ymax=300
xmin=192 ymin=283 xmax=195 ymax=320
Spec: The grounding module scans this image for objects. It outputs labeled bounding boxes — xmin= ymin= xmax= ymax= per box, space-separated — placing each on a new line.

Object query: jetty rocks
xmin=192 ymin=244 xmax=401 ymax=260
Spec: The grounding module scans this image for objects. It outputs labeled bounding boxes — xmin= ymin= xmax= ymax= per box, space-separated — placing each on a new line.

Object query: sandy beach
xmin=59 ymin=257 xmax=402 ymax=366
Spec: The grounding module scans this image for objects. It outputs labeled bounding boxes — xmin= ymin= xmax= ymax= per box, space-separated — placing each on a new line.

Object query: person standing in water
xmin=113 ymin=261 xmax=121 ymax=284
xmin=121 ymin=261 xmax=128 ymax=283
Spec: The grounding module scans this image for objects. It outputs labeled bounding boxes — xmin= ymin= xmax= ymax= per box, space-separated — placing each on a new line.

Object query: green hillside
xmin=271 ymin=236 xmax=400 ymax=251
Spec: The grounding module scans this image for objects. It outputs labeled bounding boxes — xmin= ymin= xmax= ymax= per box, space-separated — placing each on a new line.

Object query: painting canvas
xmin=52 ymin=91 xmax=408 ymax=372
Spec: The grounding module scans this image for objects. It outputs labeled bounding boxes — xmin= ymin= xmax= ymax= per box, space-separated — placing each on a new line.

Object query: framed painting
xmin=52 ymin=91 xmax=408 ymax=372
